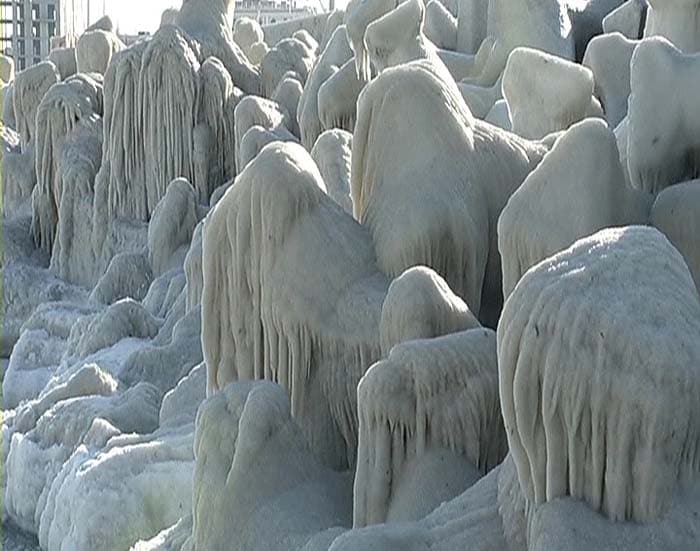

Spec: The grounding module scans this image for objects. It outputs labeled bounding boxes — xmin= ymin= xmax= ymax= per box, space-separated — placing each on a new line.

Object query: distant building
xmin=235 ymin=0 xmax=317 ymax=26
xmin=0 ymin=0 xmax=95 ymax=71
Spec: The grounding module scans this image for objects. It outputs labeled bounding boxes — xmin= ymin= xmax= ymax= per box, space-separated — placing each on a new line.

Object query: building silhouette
xmin=0 ymin=0 xmax=97 ymax=70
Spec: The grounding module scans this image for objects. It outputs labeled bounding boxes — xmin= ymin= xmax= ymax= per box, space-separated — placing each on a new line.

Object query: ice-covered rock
xmin=502 ymin=47 xmax=603 ymax=140
xmin=603 ymin=0 xmax=648 ymax=38
xmin=498 ymin=118 xmax=651 ymax=298
xmin=645 ymin=0 xmax=700 ymax=53
xmin=650 ymin=179 xmax=700 ymax=292
xmin=627 ymin=36 xmax=700 ymax=194
xmin=76 ymin=29 xmax=125 ymax=74
xmin=310 ymin=129 xmax=353 ymax=213
xmin=354 ymin=327 xmax=506 ymax=526
xmin=582 ymin=32 xmax=638 ymax=126
xmin=12 ymin=61 xmax=60 ymax=151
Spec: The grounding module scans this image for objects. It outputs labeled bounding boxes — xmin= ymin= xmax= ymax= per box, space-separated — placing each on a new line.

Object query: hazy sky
xmin=106 ymin=0 xmax=179 ymax=34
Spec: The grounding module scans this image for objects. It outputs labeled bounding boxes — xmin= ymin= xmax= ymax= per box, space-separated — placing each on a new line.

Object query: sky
xmin=105 ymin=0 xmax=180 ymax=34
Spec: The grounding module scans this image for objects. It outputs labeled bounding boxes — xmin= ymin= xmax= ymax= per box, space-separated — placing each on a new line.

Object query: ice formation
xmin=352 ymin=59 xmax=546 ymax=321
xmin=645 ymin=0 xmax=700 ymax=52
xmin=32 ymin=74 xmax=103 ymax=255
xmin=50 ymin=116 xmax=104 ymax=286
xmin=233 ymin=16 xmax=265 ymax=57
xmin=317 ymin=57 xmax=364 ymax=134
xmin=260 ymin=37 xmax=316 ymax=97
xmin=627 ymin=37 xmax=700 ymax=194
xmin=354 ymin=328 xmax=506 ymax=526
xmin=237 ymin=124 xmax=296 ymax=169
xmin=161 ymin=8 xmax=181 ymax=28
xmin=363 ymin=0 xmax=445 ymax=73
xmin=185 ymin=382 xmax=352 ymax=550
xmin=48 ymin=47 xmax=78 ymax=80
xmin=202 ymin=141 xmax=387 ymax=468
xmin=76 ymin=29 xmax=124 ymax=74
xmin=582 ymin=31 xmax=637 ymax=126
xmin=140 ymin=27 xmax=200 ymax=217
xmin=233 ymin=95 xmax=294 ymax=169
xmin=602 ymin=0 xmax=648 ymax=38
xmin=425 ymin=0 xmax=458 ymax=50
xmin=12 ymin=61 xmax=60 ymax=151
xmin=378 ymin=265 xmax=480 ymax=355
xmin=310 ymin=129 xmax=353 ymax=213
xmin=147 ymin=178 xmax=201 ymax=277
xmin=463 ymin=0 xmax=575 ymax=89
xmin=498 ymin=118 xmax=651 ymax=298
xmin=5 ymin=2 xmax=700 ymax=550
xmin=194 ymin=56 xmax=241 ymax=202
xmin=323 ymin=227 xmax=700 ymax=551
xmin=298 ymin=25 xmax=353 ymax=149
xmin=294 ymin=29 xmax=320 ymax=53
xmin=87 ymin=15 xmax=115 ymax=32
xmin=175 ymin=0 xmax=261 ymax=95
xmin=650 ymin=179 xmax=700 ymax=291
xmin=272 ymin=73 xmax=304 ymax=137
xmin=344 ymin=0 xmax=400 ymax=81
xmin=499 ymin=226 xmax=700 ymax=526
xmin=502 ymin=47 xmax=603 ymax=139
xmin=247 ymin=41 xmax=270 ymax=66
xmin=319 ymin=8 xmax=347 ymax=51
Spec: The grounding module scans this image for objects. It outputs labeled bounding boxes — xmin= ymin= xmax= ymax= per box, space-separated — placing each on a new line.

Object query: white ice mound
xmin=603 ymin=0 xmax=648 ymax=38
xmin=651 ymin=179 xmax=700 ymax=292
xmin=363 ymin=0 xmax=448 ymax=74
xmin=499 ymin=226 xmax=700 ymax=523
xmin=139 ymin=27 xmax=200 ymax=218
xmin=202 ymin=140 xmax=386 ymax=469
xmin=645 ymin=0 xmax=700 ymax=53
xmin=260 ymin=37 xmax=316 ymax=97
xmin=32 ymin=75 xmax=103 ymax=257
xmin=462 ymin=0 xmax=575 ymax=89
xmin=233 ymin=95 xmax=294 ymax=169
xmin=354 ymin=327 xmax=507 ymax=526
xmin=194 ymin=56 xmax=241 ymax=204
xmin=4 ymin=382 xmax=161 ymax=532
xmin=185 ymin=381 xmax=352 ymax=550
xmin=344 ymin=0 xmax=399 ymax=81
xmin=378 ymin=265 xmax=480 ymax=356
xmin=317 ymin=57 xmax=364 ymax=134
xmin=176 ymin=0 xmax=260 ymax=95
xmin=233 ymin=16 xmax=265 ymax=58
xmin=12 ymin=61 xmax=60 ymax=151
xmin=424 ymin=0 xmax=457 ymax=50
xmin=582 ymin=32 xmax=638 ymax=126
xmin=76 ymin=29 xmax=124 ymax=74
xmin=627 ymin=36 xmax=700 ymax=194
xmin=48 ymin=47 xmax=78 ymax=81
xmin=147 ymin=178 xmax=201 ymax=277
xmin=272 ymin=74 xmax=303 ymax=137
xmin=310 ymin=129 xmax=353 ymax=214
xmin=352 ymin=59 xmax=545 ymax=321
xmin=498 ymin=118 xmax=651 ymax=298
xmin=298 ymin=25 xmax=353 ymax=150
xmin=40 ymin=422 xmax=194 ymax=551
xmin=502 ymin=47 xmax=603 ymax=140
xmin=0 ymin=52 xmax=14 ymax=83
